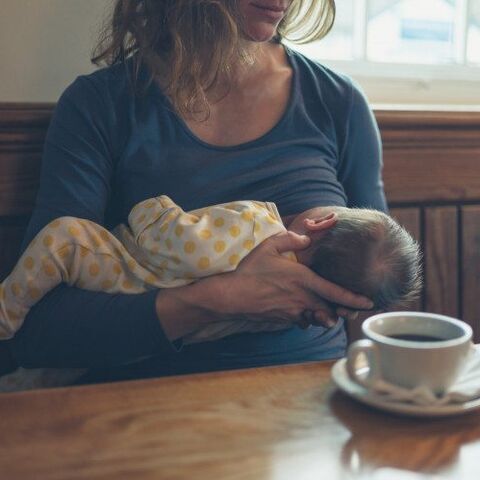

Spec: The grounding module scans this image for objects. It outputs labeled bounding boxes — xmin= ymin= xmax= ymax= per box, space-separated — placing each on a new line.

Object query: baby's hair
xmin=309 ymin=209 xmax=422 ymax=310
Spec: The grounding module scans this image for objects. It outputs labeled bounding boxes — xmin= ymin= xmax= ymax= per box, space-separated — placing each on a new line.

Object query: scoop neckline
xmin=156 ymin=45 xmax=299 ymax=152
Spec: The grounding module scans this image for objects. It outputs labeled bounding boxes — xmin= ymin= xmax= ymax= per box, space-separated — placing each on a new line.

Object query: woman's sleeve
xmin=10 ymin=76 xmax=178 ymax=369
xmin=337 ymin=81 xmax=388 ymax=212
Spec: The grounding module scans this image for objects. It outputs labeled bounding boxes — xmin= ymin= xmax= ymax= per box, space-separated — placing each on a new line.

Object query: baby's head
xmin=289 ymin=207 xmax=422 ymax=310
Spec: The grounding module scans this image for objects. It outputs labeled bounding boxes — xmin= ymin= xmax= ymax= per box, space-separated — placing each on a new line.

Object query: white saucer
xmin=331 ymin=358 xmax=480 ymax=417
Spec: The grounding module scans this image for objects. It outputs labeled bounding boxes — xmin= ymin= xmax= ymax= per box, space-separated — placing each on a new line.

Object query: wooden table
xmin=1 ymin=361 xmax=479 ymax=480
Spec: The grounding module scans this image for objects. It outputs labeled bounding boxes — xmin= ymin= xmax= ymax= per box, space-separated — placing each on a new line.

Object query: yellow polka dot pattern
xmin=68 ymin=226 xmax=80 ymax=237
xmin=184 ymin=241 xmax=196 ymax=254
xmin=199 ymin=229 xmax=212 ymax=240
xmin=229 ymin=254 xmax=240 ymax=266
xmin=11 ymin=283 xmax=21 ymax=297
xmin=198 ymin=257 xmax=210 ymax=270
xmin=243 ymin=239 xmax=254 ymax=250
xmin=43 ymin=261 xmax=56 ymax=277
xmin=266 ymin=213 xmax=278 ymax=224
xmin=58 ymin=246 xmax=71 ymax=259
xmin=24 ymin=256 xmax=35 ymax=270
xmin=28 ymin=286 xmax=41 ymax=300
xmin=91 ymin=236 xmax=102 ymax=248
xmin=241 ymin=211 xmax=254 ymax=222
xmin=214 ymin=218 xmax=224 ymax=228
xmin=214 ymin=241 xmax=226 ymax=253
xmin=43 ymin=235 xmax=54 ymax=248
xmin=101 ymin=279 xmax=114 ymax=290
xmin=6 ymin=310 xmax=20 ymax=321
xmin=49 ymin=219 xmax=61 ymax=228
xmin=144 ymin=274 xmax=157 ymax=284
xmin=229 ymin=226 xmax=241 ymax=238
xmin=89 ymin=263 xmax=100 ymax=277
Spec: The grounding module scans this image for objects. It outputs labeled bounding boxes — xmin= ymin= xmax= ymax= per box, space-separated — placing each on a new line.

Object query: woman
xmin=10 ymin=0 xmax=385 ymax=380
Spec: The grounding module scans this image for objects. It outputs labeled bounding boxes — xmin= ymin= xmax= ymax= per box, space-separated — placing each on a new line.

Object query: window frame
xmin=292 ymin=0 xmax=480 ymax=106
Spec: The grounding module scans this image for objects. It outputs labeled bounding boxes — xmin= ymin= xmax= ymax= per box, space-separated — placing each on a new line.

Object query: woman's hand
xmin=211 ymin=231 xmax=373 ymax=328
xmin=155 ymin=230 xmax=373 ymax=341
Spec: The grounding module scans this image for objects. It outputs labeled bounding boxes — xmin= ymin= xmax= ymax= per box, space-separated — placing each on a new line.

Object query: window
xmin=291 ymin=0 xmax=480 ymax=106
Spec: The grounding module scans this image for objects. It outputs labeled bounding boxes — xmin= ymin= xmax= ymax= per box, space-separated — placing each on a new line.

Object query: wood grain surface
xmin=462 ymin=205 xmax=480 ymax=343
xmin=425 ymin=207 xmax=459 ymax=317
xmin=0 ymin=103 xmax=51 ymax=216
xmin=377 ymin=110 xmax=480 ymax=205
xmin=0 ymin=361 xmax=479 ymax=480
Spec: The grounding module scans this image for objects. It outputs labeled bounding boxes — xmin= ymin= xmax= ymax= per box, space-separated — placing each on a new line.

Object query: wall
xmin=1 ymin=0 xmax=479 ymax=106
xmin=0 ymin=0 xmax=110 ymax=102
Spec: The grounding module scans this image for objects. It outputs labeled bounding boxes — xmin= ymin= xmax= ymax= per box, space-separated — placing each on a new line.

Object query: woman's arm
xmin=337 ymin=81 xmax=388 ymax=212
xmin=11 ymin=77 xmax=178 ymax=368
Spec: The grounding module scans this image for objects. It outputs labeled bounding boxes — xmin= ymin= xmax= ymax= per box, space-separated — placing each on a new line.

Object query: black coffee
xmin=388 ymin=334 xmax=444 ymax=342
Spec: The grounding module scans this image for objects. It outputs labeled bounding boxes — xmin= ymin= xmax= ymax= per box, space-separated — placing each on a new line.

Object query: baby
xmin=0 ymin=195 xmax=421 ymax=345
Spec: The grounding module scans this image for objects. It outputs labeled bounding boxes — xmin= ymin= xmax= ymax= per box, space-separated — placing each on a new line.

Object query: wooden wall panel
xmin=424 ymin=207 xmax=459 ymax=317
xmin=0 ymin=103 xmax=51 ymax=216
xmin=462 ymin=206 xmax=480 ymax=343
xmin=383 ymin=149 xmax=480 ymax=204
xmin=377 ymin=110 xmax=480 ymax=205
xmin=0 ymin=152 xmax=42 ymax=216
xmin=390 ymin=207 xmax=423 ymax=312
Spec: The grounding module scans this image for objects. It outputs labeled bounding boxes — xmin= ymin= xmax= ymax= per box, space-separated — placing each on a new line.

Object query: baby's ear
xmin=303 ymin=212 xmax=337 ymax=233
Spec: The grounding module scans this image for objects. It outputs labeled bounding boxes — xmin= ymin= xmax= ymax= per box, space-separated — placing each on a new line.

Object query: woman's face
xmin=237 ymin=1 xmax=293 ymax=42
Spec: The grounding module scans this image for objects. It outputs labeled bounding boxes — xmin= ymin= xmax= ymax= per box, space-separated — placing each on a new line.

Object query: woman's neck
xmin=224 ymin=40 xmax=284 ymax=88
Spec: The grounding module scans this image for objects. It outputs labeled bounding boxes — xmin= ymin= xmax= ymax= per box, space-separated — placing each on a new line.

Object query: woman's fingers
xmin=298 ymin=310 xmax=313 ymax=329
xmin=302 ymin=269 xmax=373 ymax=310
xmin=336 ymin=307 xmax=360 ymax=322
xmin=299 ymin=309 xmax=336 ymax=329
xmin=230 ymin=232 xmax=373 ymax=327
xmin=266 ymin=231 xmax=311 ymax=254
xmin=312 ymin=309 xmax=337 ymax=328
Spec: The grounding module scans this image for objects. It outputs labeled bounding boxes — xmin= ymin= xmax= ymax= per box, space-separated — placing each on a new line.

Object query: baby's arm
xmin=126 ymin=196 xmax=287 ymax=282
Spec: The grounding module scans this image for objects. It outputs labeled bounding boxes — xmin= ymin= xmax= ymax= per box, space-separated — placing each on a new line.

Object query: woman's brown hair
xmin=92 ymin=1 xmax=336 ymax=118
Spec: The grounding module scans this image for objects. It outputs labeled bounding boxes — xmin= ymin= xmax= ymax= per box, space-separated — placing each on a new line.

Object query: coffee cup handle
xmin=346 ymin=339 xmax=381 ymax=388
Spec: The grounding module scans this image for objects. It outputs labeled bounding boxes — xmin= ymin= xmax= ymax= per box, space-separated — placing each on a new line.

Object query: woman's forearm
xmin=11 ymin=285 xmax=177 ymax=369
xmin=155 ymin=274 xmax=231 ymax=341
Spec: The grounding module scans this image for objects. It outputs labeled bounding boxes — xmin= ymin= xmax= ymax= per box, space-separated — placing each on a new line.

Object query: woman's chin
xmin=243 ymin=24 xmax=279 ymax=43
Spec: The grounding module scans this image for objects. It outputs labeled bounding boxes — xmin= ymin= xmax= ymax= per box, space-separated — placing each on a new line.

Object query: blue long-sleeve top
xmin=10 ymin=46 xmax=387 ymax=372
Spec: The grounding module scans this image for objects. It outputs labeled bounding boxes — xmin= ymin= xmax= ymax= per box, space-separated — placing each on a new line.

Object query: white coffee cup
xmin=346 ymin=312 xmax=473 ymax=394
